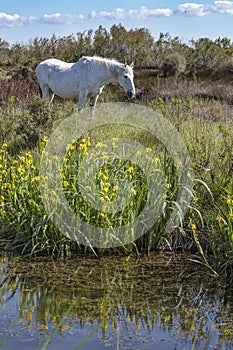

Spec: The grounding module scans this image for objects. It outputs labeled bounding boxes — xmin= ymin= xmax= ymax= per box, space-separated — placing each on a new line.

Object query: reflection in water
xmin=0 ymin=253 xmax=233 ymax=350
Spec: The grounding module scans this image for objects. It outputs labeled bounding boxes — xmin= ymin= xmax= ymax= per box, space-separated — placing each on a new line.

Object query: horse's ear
xmin=130 ymin=62 xmax=134 ymax=69
xmin=124 ymin=59 xmax=127 ymax=67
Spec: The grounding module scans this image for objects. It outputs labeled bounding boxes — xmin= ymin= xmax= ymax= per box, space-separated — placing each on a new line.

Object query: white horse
xmin=35 ymin=56 xmax=135 ymax=114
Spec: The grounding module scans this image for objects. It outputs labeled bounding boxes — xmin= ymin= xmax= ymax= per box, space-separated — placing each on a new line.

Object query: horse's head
xmin=118 ymin=63 xmax=135 ymax=98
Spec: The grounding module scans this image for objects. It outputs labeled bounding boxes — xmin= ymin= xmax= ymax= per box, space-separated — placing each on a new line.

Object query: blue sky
xmin=0 ymin=0 xmax=233 ymax=44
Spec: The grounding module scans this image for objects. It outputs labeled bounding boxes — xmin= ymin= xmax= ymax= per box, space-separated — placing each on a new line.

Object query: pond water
xmin=0 ymin=252 xmax=233 ymax=350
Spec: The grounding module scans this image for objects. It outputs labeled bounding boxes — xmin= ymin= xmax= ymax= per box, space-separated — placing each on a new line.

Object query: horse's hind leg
xmin=40 ymin=83 xmax=54 ymax=104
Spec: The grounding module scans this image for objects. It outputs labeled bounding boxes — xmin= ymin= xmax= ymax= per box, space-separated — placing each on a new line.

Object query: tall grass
xmin=0 ymin=91 xmax=233 ymax=276
xmin=0 ymin=132 xmax=195 ymax=256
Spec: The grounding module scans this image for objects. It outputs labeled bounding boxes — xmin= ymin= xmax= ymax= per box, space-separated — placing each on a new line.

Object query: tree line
xmin=0 ymin=24 xmax=233 ymax=78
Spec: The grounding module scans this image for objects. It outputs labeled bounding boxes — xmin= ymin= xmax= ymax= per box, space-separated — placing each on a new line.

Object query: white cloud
xmin=41 ymin=13 xmax=84 ymax=25
xmin=1 ymin=2 xmax=233 ymax=29
xmin=128 ymin=6 xmax=173 ymax=19
xmin=177 ymin=3 xmax=209 ymax=16
xmin=0 ymin=12 xmax=23 ymax=27
xmin=212 ymin=0 xmax=233 ymax=14
xmin=90 ymin=8 xmax=126 ymax=20
xmin=90 ymin=6 xmax=172 ymax=20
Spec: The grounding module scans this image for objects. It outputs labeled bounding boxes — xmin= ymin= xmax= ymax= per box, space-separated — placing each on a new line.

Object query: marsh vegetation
xmin=0 ymin=26 xmax=233 ymax=279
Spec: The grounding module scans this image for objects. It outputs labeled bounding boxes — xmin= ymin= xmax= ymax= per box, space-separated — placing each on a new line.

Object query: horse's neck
xmin=98 ymin=62 xmax=121 ymax=85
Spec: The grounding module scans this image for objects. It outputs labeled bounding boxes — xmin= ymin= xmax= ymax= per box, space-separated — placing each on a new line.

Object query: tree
xmin=93 ymin=25 xmax=111 ymax=57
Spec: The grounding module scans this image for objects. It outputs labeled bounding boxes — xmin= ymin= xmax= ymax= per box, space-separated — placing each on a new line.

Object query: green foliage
xmin=0 ymin=134 xmax=196 ymax=256
xmin=0 ymin=26 xmax=232 ymax=76
xmin=0 ymin=26 xmax=233 ymax=277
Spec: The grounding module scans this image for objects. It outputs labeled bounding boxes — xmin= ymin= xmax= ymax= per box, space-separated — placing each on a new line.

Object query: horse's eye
xmin=124 ymin=75 xmax=128 ymax=79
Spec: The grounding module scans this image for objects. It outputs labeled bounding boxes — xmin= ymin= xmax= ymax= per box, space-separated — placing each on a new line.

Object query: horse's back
xmin=36 ymin=58 xmax=73 ymax=73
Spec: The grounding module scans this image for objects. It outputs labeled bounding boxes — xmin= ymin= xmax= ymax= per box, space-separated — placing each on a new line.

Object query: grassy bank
xmin=0 ymin=83 xmax=233 ymax=277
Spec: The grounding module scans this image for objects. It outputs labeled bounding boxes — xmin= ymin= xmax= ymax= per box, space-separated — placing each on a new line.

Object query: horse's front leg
xmin=78 ymin=89 xmax=88 ymax=113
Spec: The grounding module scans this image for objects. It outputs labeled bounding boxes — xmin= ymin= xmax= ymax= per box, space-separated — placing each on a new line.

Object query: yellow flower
xmin=4 ymin=183 xmax=11 ymax=189
xmin=95 ymin=141 xmax=103 ymax=148
xmin=113 ymin=185 xmax=119 ymax=192
xmin=42 ymin=136 xmax=49 ymax=143
xmin=154 ymin=157 xmax=160 ymax=163
xmin=98 ymin=212 xmax=107 ymax=219
xmin=226 ymin=198 xmax=233 ymax=205
xmin=130 ymin=188 xmax=137 ymax=196
xmin=126 ymin=167 xmax=134 ymax=173
xmin=20 ymin=156 xmax=26 ymax=163
xmin=228 ymin=213 xmax=233 ymax=220
xmin=17 ymin=167 xmax=25 ymax=175
xmin=146 ymin=147 xmax=152 ymax=152
xmin=216 ymin=215 xmax=222 ymax=223
xmin=100 ymin=195 xmax=108 ymax=201
xmin=103 ymin=185 xmax=109 ymax=193
xmin=189 ymin=218 xmax=196 ymax=230
xmin=67 ymin=144 xmax=76 ymax=151
xmin=98 ymin=171 xmax=109 ymax=181
xmin=33 ymin=176 xmax=40 ymax=181
xmin=192 ymin=197 xmax=199 ymax=204
xmin=101 ymin=152 xmax=108 ymax=160
xmin=1 ymin=143 xmax=7 ymax=149
xmin=166 ymin=183 xmax=172 ymax=189
xmin=25 ymin=152 xmax=32 ymax=158
xmin=63 ymin=180 xmax=69 ymax=188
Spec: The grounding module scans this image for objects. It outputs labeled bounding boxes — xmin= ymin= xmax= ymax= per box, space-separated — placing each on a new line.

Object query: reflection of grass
xmin=39 ymin=303 xmax=99 ymax=350
xmin=40 ymin=303 xmax=75 ymax=350
xmin=1 ymin=254 xmax=233 ymax=348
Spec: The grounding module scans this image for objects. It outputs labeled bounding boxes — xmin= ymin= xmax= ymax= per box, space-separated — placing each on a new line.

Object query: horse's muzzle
xmin=127 ymin=91 xmax=135 ymax=99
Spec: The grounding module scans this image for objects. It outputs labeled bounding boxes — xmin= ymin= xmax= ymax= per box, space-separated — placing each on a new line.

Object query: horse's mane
xmin=75 ymin=56 xmax=126 ymax=77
